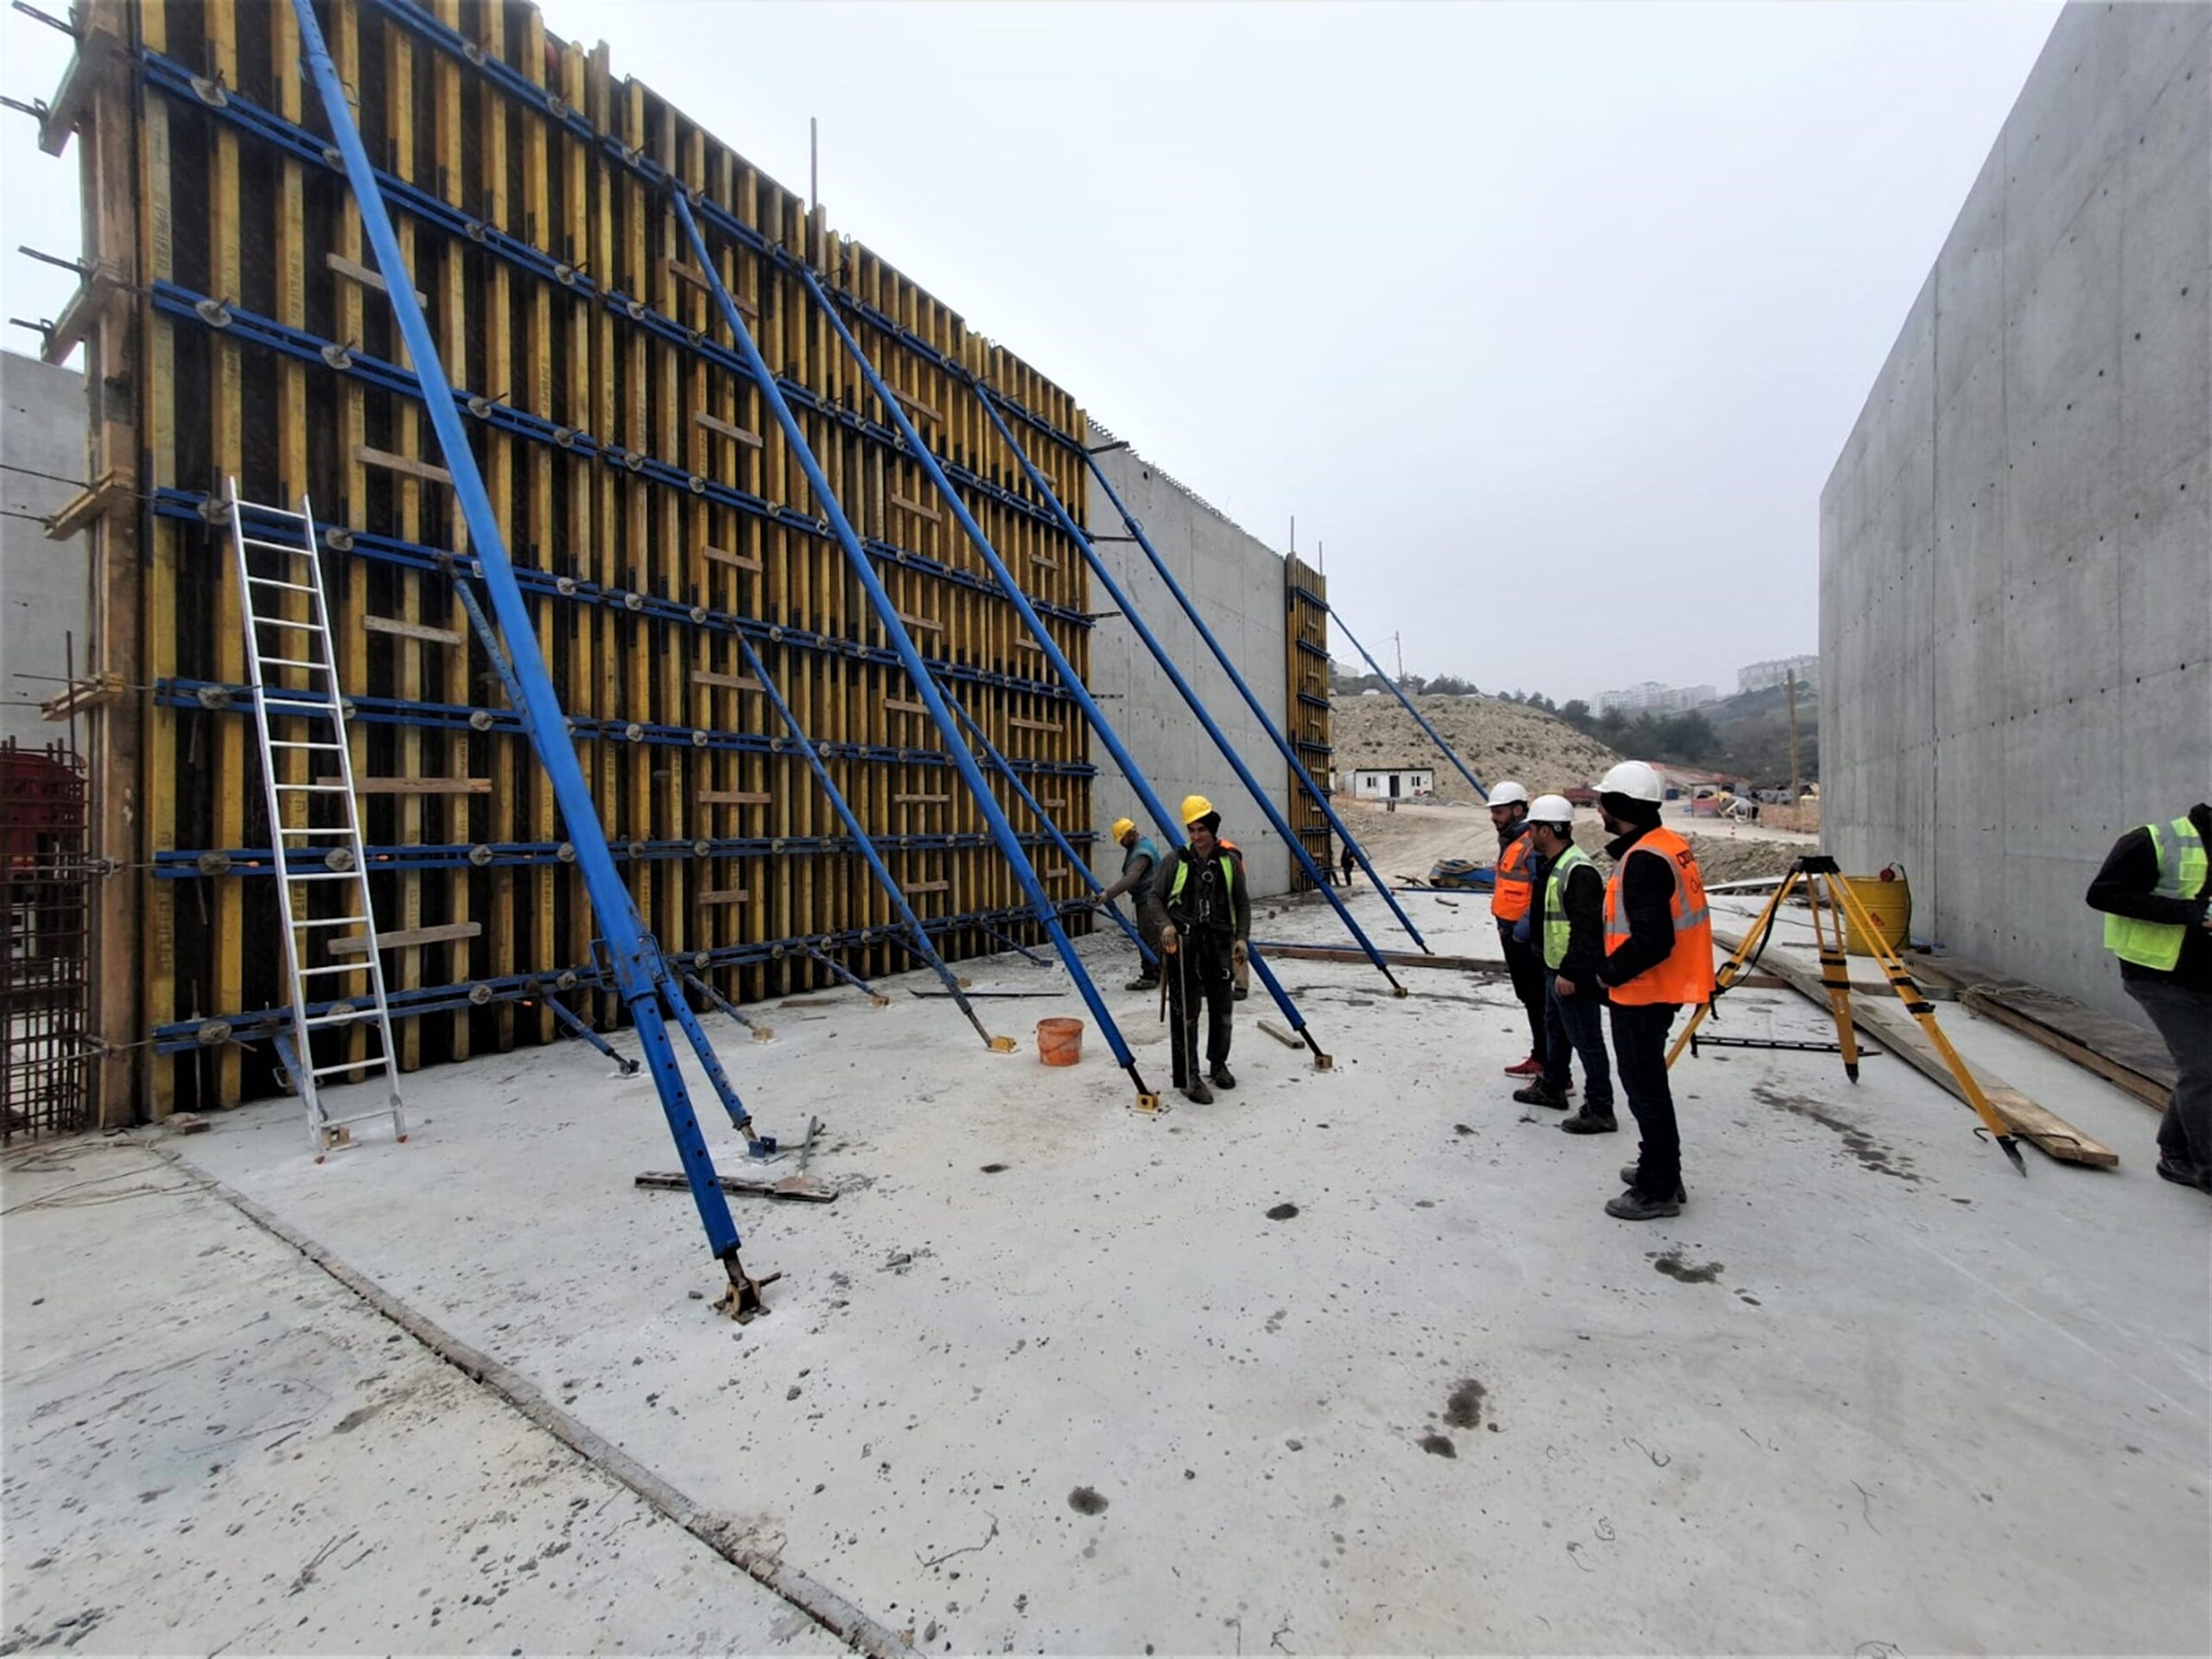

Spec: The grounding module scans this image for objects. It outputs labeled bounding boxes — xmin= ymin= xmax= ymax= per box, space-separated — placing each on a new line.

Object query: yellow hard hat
xmin=1180 ymin=794 xmax=1216 ymax=826
xmin=1111 ymin=817 xmax=1136 ymax=841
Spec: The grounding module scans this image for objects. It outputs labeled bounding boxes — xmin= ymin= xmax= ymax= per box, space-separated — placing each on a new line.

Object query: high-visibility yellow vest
xmin=2103 ymin=817 xmax=2208 ymax=970
xmin=1167 ymin=847 xmax=1236 ymax=906
xmin=1541 ymin=843 xmax=1593 ymax=971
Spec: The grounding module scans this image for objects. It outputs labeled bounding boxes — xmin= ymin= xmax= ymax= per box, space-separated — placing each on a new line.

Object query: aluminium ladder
xmin=227 ymin=480 xmax=406 ymax=1154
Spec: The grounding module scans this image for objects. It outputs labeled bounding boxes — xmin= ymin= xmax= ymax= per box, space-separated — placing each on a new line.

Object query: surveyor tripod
xmin=1670 ymin=855 xmax=2027 ymax=1176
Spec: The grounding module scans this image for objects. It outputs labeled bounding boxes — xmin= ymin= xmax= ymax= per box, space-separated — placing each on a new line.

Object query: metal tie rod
xmin=1325 ymin=600 xmax=1488 ymax=801
xmin=292 ymin=0 xmax=773 ymax=1317
xmin=673 ymin=192 xmax=1161 ymax=1113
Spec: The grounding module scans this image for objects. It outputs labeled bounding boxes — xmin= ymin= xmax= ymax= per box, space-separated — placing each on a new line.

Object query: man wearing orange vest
xmin=1490 ymin=783 xmax=1549 ymax=1079
xmin=1592 ymin=760 xmax=1714 ymax=1220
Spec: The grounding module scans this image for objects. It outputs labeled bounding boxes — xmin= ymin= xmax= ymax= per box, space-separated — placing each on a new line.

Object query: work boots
xmin=1560 ymin=1109 xmax=1618 ymax=1134
xmin=1619 ymin=1164 xmax=1688 ymax=1203
xmin=1511 ymin=1081 xmax=1569 ymax=1109
xmin=1181 ymin=1077 xmax=1214 ymax=1105
xmin=1127 ymin=974 xmax=1160 ymax=992
xmin=1605 ymin=1187 xmax=1682 ymax=1221
xmin=1209 ymin=1063 xmax=1236 ymax=1091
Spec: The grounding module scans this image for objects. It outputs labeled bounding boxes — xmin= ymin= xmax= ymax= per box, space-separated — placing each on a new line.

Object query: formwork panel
xmin=90 ymin=0 xmax=1106 ymax=1109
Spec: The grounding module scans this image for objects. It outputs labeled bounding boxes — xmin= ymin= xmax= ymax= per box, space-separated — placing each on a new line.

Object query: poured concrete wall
xmin=1085 ymin=429 xmax=1295 ymax=898
xmin=1 ymin=353 xmax=89 ymax=749
xmin=1821 ymin=2 xmax=2210 ymax=1025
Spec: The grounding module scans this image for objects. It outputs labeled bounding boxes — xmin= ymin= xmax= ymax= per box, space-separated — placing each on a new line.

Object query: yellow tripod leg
xmin=1667 ymin=872 xmax=1800 ymax=1067
xmin=1827 ymin=874 xmax=2027 ymax=1176
xmin=1806 ymin=874 xmax=1864 ymax=1081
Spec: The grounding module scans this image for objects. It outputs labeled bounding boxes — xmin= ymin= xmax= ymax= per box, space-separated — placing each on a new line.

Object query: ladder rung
xmin=268 ymin=740 xmax=346 ymax=750
xmin=298 ymin=963 xmax=372 ymax=976
xmin=242 ymin=536 xmax=316 ymax=552
xmin=277 ymin=869 xmax=361 ymax=882
xmin=277 ymin=826 xmax=354 ymax=835
xmin=245 ymin=576 xmax=318 ymax=592
xmin=274 ymin=783 xmax=351 ymax=792
xmin=295 ymin=914 xmax=369 ymax=928
xmin=312 ymin=1059 xmax=391 ymax=1078
xmin=327 ymin=1108 xmax=403 ymax=1128
xmin=258 ymin=656 xmax=333 ymax=671
xmin=298 ymin=1012 xmax=367 ymax=1029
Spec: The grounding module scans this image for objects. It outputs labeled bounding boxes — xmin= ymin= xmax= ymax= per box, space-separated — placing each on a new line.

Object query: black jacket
xmin=2085 ymin=804 xmax=2212 ymax=993
xmin=1551 ymin=857 xmax=1607 ymax=985
xmin=1595 ymin=823 xmax=1680 ymax=989
xmin=1155 ymin=844 xmax=1250 ymax=941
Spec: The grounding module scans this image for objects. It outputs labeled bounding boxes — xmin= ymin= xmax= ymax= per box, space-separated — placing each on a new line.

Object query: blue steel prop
xmin=289 ymin=0 xmax=776 ymax=1316
xmin=737 ymin=634 xmax=1010 ymax=1051
xmin=967 ymin=391 xmax=1408 ymax=1007
xmin=444 ymin=563 xmax=780 ymax=1153
xmin=799 ymin=269 xmax=1333 ymax=1061
xmin=545 ymin=995 xmax=638 ymax=1075
xmin=940 ymin=690 xmax=1152 ymax=967
xmin=801 ymin=273 xmax=1332 ymax=1061
xmin=680 ymin=971 xmax=772 ymax=1043
xmin=1056 ymin=421 xmax=1434 ymax=957
xmin=673 ymin=194 xmax=1160 ymax=1110
xmin=797 ymin=947 xmax=887 ymax=1005
xmin=1325 ymin=601 xmax=1490 ymax=802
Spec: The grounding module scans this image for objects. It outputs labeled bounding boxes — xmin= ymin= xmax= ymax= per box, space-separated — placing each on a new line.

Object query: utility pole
xmin=1785 ymin=669 xmax=1802 ymax=804
xmin=1393 ymin=631 xmax=1404 ymax=683
xmin=810 ymin=117 xmax=818 ymax=212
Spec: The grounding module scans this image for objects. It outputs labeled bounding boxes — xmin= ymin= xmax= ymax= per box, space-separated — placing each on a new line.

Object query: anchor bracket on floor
xmin=715 ymin=1250 xmax=780 ymax=1322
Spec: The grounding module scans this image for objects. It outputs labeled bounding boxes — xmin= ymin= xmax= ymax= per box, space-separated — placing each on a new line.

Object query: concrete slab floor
xmin=12 ymin=884 xmax=2209 ymax=1654
xmin=0 ymin=1139 xmax=842 ymax=1656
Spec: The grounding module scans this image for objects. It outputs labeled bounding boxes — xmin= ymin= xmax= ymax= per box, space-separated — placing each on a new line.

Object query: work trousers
xmin=1609 ymin=1001 xmax=1681 ymax=1198
xmin=1499 ymin=924 xmax=1549 ymax=1061
xmin=2126 ymin=978 xmax=2212 ymax=1188
xmin=1543 ymin=982 xmax=1615 ymax=1115
xmin=1167 ymin=930 xmax=1236 ymax=1086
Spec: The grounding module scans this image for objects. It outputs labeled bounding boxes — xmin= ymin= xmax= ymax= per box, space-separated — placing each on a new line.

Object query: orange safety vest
xmin=1491 ymin=830 xmax=1537 ymax=923
xmin=1601 ymin=826 xmax=1715 ymax=1007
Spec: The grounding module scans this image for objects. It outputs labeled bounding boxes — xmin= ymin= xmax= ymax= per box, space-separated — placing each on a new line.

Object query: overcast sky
xmin=0 ymin=1 xmax=2061 ymax=704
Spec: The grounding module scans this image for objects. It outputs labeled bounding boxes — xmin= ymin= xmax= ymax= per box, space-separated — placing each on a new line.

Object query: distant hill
xmin=1332 ymin=693 xmax=1621 ymax=804
xmin=1700 ymin=683 xmax=1821 ymax=786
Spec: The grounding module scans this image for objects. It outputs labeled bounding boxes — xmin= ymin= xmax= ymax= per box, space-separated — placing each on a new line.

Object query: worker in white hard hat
xmin=1092 ymin=816 xmax=1168 ymax=992
xmin=1154 ymin=794 xmax=1249 ymax=1103
xmin=1488 ymin=782 xmax=1550 ymax=1081
xmin=1513 ymin=795 xmax=1617 ymax=1127
xmin=1592 ymin=760 xmax=1715 ymax=1221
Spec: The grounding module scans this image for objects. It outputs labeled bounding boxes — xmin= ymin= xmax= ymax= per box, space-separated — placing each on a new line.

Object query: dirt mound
xmin=1332 ymin=694 xmax=1618 ymax=804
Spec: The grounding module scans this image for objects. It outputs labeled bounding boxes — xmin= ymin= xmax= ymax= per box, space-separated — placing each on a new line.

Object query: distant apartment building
xmin=1737 ymin=655 xmax=1818 ymax=696
xmin=1597 ymin=681 xmax=1717 ymax=716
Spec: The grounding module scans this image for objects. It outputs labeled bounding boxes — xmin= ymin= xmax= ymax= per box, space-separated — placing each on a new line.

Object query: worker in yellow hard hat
xmin=1154 ymin=794 xmax=1249 ymax=1103
xmin=1091 ymin=816 xmax=1168 ymax=991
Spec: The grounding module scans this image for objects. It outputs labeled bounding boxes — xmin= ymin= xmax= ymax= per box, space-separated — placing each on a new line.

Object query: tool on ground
xmin=294 ymin=0 xmax=780 ymax=1316
xmin=226 ymin=483 xmax=405 ymax=1158
xmin=1672 ymin=854 xmax=2027 ymax=1176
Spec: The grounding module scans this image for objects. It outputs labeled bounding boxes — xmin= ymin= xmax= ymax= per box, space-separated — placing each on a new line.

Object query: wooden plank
xmin=883 ymin=698 xmax=927 ymax=715
xmin=1710 ymin=922 xmax=2120 ymax=1168
xmin=696 ymin=790 xmax=772 ymax=805
xmin=888 ymin=491 xmax=942 ymax=524
xmin=1007 ymin=715 xmax=1057 ymax=733
xmin=693 ymin=409 xmax=764 ymax=449
xmin=893 ymin=793 xmax=950 ymax=805
xmin=1955 ymin=985 xmax=2174 ymax=1109
xmin=634 ymin=1170 xmax=834 ymax=1203
xmin=323 ymin=776 xmax=493 ymax=795
xmin=1250 ymin=941 xmax=1509 ymax=976
xmin=897 ymin=612 xmax=944 ymax=634
xmin=697 ymin=887 xmax=753 ymax=906
xmin=353 ymin=443 xmax=453 ymax=486
xmin=362 ymin=613 xmax=466 ymax=646
xmin=889 ymin=385 xmax=942 ymax=423
xmin=702 ymin=543 xmax=763 ymax=572
xmin=666 ymin=258 xmax=757 ymax=315
xmin=904 ymin=880 xmax=949 ymax=894
xmin=324 ymin=250 xmax=426 ymax=303
xmin=690 ymin=669 xmax=762 ymax=692
xmin=330 ymin=921 xmax=483 ymax=956
xmin=45 ymin=467 xmax=135 ymax=540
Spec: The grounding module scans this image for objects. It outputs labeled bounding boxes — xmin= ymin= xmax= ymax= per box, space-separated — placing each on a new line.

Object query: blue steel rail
xmin=673 ymin=194 xmax=1160 ymax=1110
xmin=289 ymin=0 xmax=773 ymax=1315
xmin=1326 ymin=602 xmax=1491 ymax=802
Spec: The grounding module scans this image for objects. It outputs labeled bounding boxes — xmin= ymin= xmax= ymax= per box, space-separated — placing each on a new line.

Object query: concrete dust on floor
xmin=10 ymin=880 xmax=2211 ymax=1654
xmin=0 ymin=1138 xmax=843 ymax=1657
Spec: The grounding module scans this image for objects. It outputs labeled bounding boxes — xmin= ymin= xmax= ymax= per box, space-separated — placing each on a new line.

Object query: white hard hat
xmin=1528 ymin=793 xmax=1575 ymax=825
xmin=1599 ymin=760 xmax=1665 ymax=804
xmin=1489 ymin=781 xmax=1529 ymax=806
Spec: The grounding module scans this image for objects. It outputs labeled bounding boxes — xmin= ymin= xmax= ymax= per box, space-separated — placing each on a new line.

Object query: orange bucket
xmin=1036 ymin=1017 xmax=1084 ymax=1066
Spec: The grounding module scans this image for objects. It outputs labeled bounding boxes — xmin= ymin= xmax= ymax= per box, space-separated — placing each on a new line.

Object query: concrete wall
xmin=1084 ymin=428 xmax=1295 ymax=898
xmin=1 ymin=353 xmax=90 ymax=748
xmin=1821 ymin=2 xmax=2210 ymax=1025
